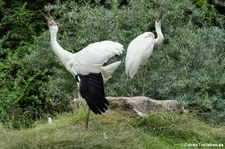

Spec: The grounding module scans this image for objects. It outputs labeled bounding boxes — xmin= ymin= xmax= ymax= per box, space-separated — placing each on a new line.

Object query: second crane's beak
xmin=40 ymin=10 xmax=57 ymax=26
xmin=156 ymin=11 xmax=163 ymax=22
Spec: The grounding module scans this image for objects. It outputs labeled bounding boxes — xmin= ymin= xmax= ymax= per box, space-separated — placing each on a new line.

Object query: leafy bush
xmin=0 ymin=0 xmax=224 ymax=128
xmin=0 ymin=3 xmax=42 ymax=49
xmin=44 ymin=0 xmax=225 ymax=124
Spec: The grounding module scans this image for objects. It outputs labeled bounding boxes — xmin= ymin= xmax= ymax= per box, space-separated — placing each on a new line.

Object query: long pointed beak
xmin=39 ymin=10 xmax=56 ymax=26
xmin=39 ymin=10 xmax=49 ymax=21
xmin=39 ymin=10 xmax=53 ymax=21
xmin=156 ymin=11 xmax=163 ymax=22
xmin=47 ymin=12 xmax=54 ymax=20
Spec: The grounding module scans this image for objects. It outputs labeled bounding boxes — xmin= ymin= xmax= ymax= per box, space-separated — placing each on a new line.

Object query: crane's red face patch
xmin=48 ymin=20 xmax=56 ymax=26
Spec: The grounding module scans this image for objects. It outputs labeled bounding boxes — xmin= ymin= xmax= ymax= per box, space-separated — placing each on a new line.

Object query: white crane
xmin=125 ymin=12 xmax=164 ymax=96
xmin=42 ymin=12 xmax=124 ymax=129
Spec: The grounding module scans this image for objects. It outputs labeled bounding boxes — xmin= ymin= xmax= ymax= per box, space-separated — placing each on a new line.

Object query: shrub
xmin=0 ymin=0 xmax=224 ymax=128
xmin=43 ymin=0 xmax=225 ymax=124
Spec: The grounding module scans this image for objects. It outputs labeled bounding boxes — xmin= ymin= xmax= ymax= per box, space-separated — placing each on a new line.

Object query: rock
xmin=107 ymin=96 xmax=184 ymax=114
xmin=70 ymin=96 xmax=188 ymax=115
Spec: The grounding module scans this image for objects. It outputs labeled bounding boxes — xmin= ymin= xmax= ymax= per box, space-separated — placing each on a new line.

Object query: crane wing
xmin=101 ymin=61 xmax=121 ymax=82
xmin=72 ymin=41 xmax=124 ymax=75
xmin=77 ymin=73 xmax=109 ymax=114
xmin=125 ymin=32 xmax=155 ymax=78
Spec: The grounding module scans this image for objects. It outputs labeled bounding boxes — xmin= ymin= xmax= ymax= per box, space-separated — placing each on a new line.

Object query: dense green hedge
xmin=0 ymin=0 xmax=224 ymax=128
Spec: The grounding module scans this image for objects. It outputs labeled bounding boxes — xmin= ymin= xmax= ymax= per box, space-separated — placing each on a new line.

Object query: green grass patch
xmin=0 ymin=107 xmax=224 ymax=149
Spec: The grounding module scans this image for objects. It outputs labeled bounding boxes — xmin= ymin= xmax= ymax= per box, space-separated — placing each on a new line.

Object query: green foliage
xmin=0 ymin=0 xmax=225 ymax=128
xmin=0 ymin=0 xmax=4 ymax=7
xmin=0 ymin=3 xmax=41 ymax=48
xmin=143 ymin=25 xmax=225 ymax=124
xmin=0 ymin=34 xmax=76 ymax=128
xmin=191 ymin=0 xmax=225 ymax=25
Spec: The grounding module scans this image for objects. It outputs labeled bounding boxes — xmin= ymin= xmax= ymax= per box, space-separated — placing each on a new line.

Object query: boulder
xmin=70 ymin=96 xmax=189 ymax=116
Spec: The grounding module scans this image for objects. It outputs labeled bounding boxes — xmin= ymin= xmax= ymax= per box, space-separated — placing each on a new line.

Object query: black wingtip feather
xmin=76 ymin=73 xmax=109 ymax=115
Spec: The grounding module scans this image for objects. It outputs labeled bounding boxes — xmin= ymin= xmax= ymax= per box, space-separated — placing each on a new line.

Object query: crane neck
xmin=154 ymin=21 xmax=164 ymax=46
xmin=50 ymin=30 xmax=74 ymax=65
xmin=50 ymin=31 xmax=57 ymax=42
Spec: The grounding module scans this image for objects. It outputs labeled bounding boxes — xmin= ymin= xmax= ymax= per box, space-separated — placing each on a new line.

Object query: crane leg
xmin=131 ymin=78 xmax=134 ymax=97
xmin=142 ymin=65 xmax=147 ymax=96
xmin=85 ymin=107 xmax=91 ymax=130
xmin=78 ymin=92 xmax=81 ymax=100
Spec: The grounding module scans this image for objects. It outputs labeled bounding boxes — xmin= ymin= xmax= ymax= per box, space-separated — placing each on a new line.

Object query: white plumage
xmin=101 ymin=61 xmax=122 ymax=82
xmin=42 ymin=12 xmax=124 ymax=129
xmin=125 ymin=12 xmax=164 ymax=96
xmin=125 ymin=32 xmax=155 ymax=79
xmin=72 ymin=41 xmax=124 ymax=75
xmin=48 ymin=26 xmax=124 ymax=80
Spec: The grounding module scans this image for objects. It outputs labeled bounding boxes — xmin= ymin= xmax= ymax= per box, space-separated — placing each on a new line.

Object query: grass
xmin=0 ymin=107 xmax=224 ymax=149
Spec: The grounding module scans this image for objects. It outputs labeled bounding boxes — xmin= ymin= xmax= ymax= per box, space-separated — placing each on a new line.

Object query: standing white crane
xmin=42 ymin=12 xmax=124 ymax=129
xmin=125 ymin=12 xmax=164 ymax=96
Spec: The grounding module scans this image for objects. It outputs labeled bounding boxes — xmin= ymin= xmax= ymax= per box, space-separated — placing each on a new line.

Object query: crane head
xmin=156 ymin=11 xmax=163 ymax=22
xmin=40 ymin=10 xmax=57 ymax=26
